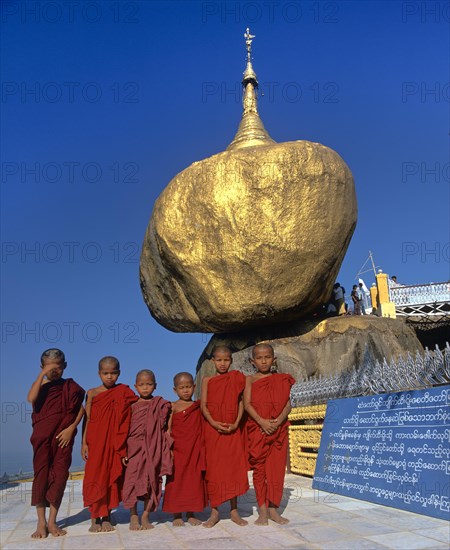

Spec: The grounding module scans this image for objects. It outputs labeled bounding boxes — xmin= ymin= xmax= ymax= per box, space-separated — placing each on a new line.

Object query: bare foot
xmin=268 ymin=508 xmax=289 ymax=524
xmin=101 ymin=520 xmax=115 ymax=532
xmin=172 ymin=513 xmax=184 ymax=527
xmin=203 ymin=510 xmax=220 ymax=528
xmin=31 ymin=522 xmax=48 ymax=538
xmin=186 ymin=513 xmax=201 ymax=526
xmin=255 ymin=513 xmax=269 ymax=526
xmin=230 ymin=510 xmax=248 ymax=526
xmin=48 ymin=523 xmax=67 ymax=537
xmin=129 ymin=515 xmax=141 ymax=531
xmin=89 ymin=518 xmax=102 ymax=533
xmin=141 ymin=516 xmax=154 ymax=530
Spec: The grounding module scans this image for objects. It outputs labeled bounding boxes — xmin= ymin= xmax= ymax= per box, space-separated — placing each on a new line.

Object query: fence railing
xmin=389 ymin=281 xmax=450 ymax=307
xmin=290 ymin=342 xmax=450 ymax=407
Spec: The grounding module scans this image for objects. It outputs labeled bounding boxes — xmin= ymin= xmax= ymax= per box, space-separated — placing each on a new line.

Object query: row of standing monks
xmin=30 ymin=348 xmax=294 ymax=534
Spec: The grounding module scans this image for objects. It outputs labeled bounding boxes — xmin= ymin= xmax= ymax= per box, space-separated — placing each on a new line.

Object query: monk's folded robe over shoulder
xmin=204 ymin=370 xmax=249 ymax=507
xmin=247 ymin=373 xmax=295 ymax=508
xmin=83 ymin=384 xmax=137 ymax=517
xmin=163 ymin=401 xmax=207 ymax=513
xmin=31 ymin=378 xmax=85 ymax=507
xmin=122 ymin=397 xmax=172 ymax=510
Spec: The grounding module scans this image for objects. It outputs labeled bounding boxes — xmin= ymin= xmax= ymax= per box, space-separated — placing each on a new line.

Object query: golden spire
xmin=227 ymin=28 xmax=276 ymax=151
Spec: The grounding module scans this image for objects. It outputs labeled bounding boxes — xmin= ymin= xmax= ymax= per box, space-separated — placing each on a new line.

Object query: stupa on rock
xmin=140 ymin=30 xmax=423 ymax=383
xmin=140 ymin=29 xmax=357 ymax=334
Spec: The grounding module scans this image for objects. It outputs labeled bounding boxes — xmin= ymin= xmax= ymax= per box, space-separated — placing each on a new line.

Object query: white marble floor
xmin=1 ymin=475 xmax=448 ymax=549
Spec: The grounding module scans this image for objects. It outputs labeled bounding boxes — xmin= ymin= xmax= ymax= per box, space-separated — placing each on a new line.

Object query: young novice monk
xmin=244 ymin=343 xmax=295 ymax=526
xmin=201 ymin=346 xmax=249 ymax=528
xmin=28 ymin=348 xmax=85 ymax=539
xmin=163 ymin=372 xmax=207 ymax=526
xmin=122 ymin=369 xmax=172 ymax=530
xmin=82 ymin=356 xmax=137 ymax=533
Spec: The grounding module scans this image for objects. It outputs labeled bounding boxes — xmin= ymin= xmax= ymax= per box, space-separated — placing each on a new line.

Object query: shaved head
xmin=136 ymin=369 xmax=156 ymax=383
xmin=41 ymin=348 xmax=66 ymax=365
xmin=252 ymin=343 xmax=275 ymax=358
xmin=173 ymin=372 xmax=194 ymax=386
xmin=99 ymin=356 xmax=120 ymax=371
xmin=211 ymin=345 xmax=232 ymax=358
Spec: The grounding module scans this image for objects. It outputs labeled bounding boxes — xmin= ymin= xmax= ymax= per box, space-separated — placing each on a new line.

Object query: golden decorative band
xmin=288 ymin=403 xmax=328 ymax=476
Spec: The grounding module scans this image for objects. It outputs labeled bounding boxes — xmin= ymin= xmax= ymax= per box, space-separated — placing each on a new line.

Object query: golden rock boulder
xmin=140 ymin=30 xmax=357 ymax=333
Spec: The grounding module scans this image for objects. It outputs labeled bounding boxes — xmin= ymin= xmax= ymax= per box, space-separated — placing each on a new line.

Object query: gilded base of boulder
xmin=195 ymin=315 xmax=423 ymax=385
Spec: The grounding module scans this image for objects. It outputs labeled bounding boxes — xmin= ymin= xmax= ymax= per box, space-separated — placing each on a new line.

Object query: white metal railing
xmin=389 ymin=281 xmax=450 ymax=306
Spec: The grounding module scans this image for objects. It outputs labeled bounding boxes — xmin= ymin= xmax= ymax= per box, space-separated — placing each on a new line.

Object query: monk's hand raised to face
xmin=41 ymin=363 xmax=57 ymax=377
xmin=56 ymin=427 xmax=74 ymax=447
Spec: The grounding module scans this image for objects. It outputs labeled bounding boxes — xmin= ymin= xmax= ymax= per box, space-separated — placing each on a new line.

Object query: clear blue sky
xmin=1 ymin=1 xmax=448 ymax=474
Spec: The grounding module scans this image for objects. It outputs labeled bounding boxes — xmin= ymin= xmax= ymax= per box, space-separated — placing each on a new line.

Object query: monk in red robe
xmin=244 ymin=343 xmax=295 ymax=526
xmin=201 ymin=346 xmax=249 ymax=528
xmin=27 ymin=348 xmax=85 ymax=539
xmin=122 ymin=369 xmax=172 ymax=530
xmin=82 ymin=356 xmax=137 ymax=533
xmin=163 ymin=372 xmax=207 ymax=526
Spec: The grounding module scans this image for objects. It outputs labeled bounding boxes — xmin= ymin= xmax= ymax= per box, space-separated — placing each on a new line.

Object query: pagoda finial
xmin=227 ymin=28 xmax=275 ymax=151
xmin=244 ymin=27 xmax=255 ymax=63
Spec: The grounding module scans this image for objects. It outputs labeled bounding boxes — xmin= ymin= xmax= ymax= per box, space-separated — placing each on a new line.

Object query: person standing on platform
xmin=163 ymin=372 xmax=207 ymax=526
xmin=244 ymin=344 xmax=295 ymax=526
xmin=201 ymin=346 xmax=249 ymax=528
xmin=28 ymin=349 xmax=85 ymax=539
xmin=82 ymin=356 xmax=137 ymax=533
xmin=358 ymin=282 xmax=366 ymax=314
xmin=351 ymin=285 xmax=361 ymax=315
xmin=333 ymin=283 xmax=346 ymax=315
xmin=122 ymin=369 xmax=172 ymax=530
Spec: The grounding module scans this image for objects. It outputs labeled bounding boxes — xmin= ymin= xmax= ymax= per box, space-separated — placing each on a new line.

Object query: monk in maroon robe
xmin=244 ymin=344 xmax=295 ymax=526
xmin=201 ymin=347 xmax=249 ymax=527
xmin=82 ymin=356 xmax=137 ymax=532
xmin=28 ymin=349 xmax=85 ymax=539
xmin=163 ymin=372 xmax=206 ymax=526
xmin=122 ymin=369 xmax=172 ymax=530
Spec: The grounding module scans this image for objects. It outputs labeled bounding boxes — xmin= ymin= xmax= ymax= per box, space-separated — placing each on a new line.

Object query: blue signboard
xmin=312 ymin=385 xmax=450 ymax=520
